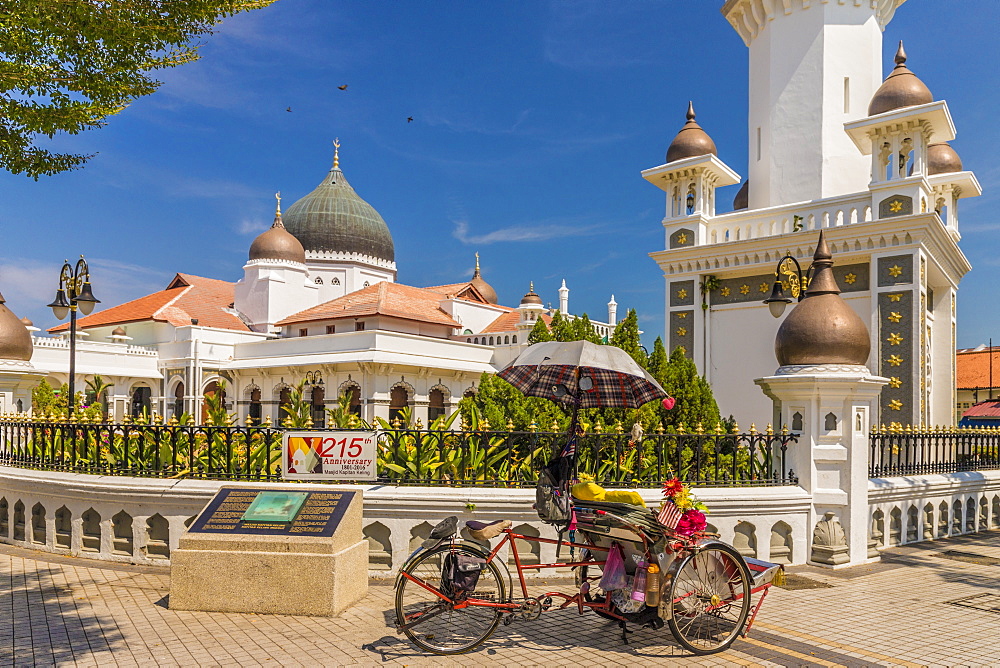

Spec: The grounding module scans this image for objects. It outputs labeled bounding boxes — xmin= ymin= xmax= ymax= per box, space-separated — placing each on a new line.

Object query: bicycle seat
xmin=465 ymin=519 xmax=511 ymax=541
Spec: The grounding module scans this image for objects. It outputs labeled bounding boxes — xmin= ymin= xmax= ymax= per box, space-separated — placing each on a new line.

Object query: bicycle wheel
xmin=395 ymin=543 xmax=507 ymax=655
xmin=666 ymin=543 xmax=751 ymax=655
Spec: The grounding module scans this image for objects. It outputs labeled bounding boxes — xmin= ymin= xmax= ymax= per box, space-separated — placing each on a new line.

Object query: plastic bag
xmin=600 ymin=542 xmax=627 ymax=591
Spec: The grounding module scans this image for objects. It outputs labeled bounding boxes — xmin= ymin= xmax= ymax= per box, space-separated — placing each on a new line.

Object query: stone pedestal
xmin=756 ymin=364 xmax=887 ymax=568
xmin=169 ymin=490 xmax=368 ymax=616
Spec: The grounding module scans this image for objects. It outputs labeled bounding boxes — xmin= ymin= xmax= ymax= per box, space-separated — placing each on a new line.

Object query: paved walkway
xmin=2 ymin=532 xmax=1000 ymax=667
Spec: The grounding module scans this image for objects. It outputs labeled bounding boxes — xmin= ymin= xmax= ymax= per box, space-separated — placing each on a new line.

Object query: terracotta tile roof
xmin=481 ymin=310 xmax=550 ymax=334
xmin=276 ymin=281 xmax=462 ymax=328
xmin=962 ymin=399 xmax=1000 ymax=419
xmin=956 ymin=348 xmax=1000 ymax=389
xmin=423 ymin=281 xmax=491 ymax=304
xmin=49 ymin=273 xmax=250 ymax=333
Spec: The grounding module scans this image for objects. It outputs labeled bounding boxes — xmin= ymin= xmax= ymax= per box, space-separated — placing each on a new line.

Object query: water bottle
xmin=645 ymin=562 xmax=661 ymax=607
xmin=631 ymin=561 xmax=647 ymax=602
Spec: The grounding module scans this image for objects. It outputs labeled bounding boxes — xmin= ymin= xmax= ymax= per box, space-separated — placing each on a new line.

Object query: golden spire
xmin=333 ymin=138 xmax=340 ymax=169
xmin=474 ymin=252 xmax=481 ymax=277
xmin=529 ymin=281 xmax=534 ymax=292
xmin=273 ymin=191 xmax=284 ymax=228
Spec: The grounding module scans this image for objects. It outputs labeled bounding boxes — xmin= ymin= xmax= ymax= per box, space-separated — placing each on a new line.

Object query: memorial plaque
xmin=188 ymin=487 xmax=355 ymax=537
xmin=242 ymin=491 xmax=308 ymax=523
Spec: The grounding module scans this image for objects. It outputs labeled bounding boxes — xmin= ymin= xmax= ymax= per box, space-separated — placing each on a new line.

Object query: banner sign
xmin=282 ymin=431 xmax=378 ymax=481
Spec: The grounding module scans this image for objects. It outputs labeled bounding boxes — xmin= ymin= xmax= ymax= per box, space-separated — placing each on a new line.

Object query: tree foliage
xmin=461 ymin=307 xmax=723 ymax=433
xmin=0 ymin=0 xmax=275 ymax=178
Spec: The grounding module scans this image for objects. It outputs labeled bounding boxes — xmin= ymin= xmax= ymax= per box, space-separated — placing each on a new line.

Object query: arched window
xmin=173 ymin=382 xmax=184 ymax=418
xmin=202 ymin=381 xmax=225 ymax=423
xmin=463 ymin=388 xmax=476 ymax=399
xmin=15 ymin=399 xmax=23 ymax=412
xmin=348 ymin=385 xmax=362 ymax=416
xmin=249 ymin=387 xmax=262 ymax=422
xmin=389 ymin=386 xmax=409 ymax=422
xmin=311 ymin=386 xmax=325 ymax=428
xmin=131 ymin=386 xmax=152 ymax=419
xmin=314 ymin=276 xmax=323 ymax=284
xmin=474 ymin=338 xmax=479 ymax=344
xmin=278 ymin=386 xmax=292 ymax=422
xmin=512 ymin=335 xmax=517 ymax=344
xmin=504 ymin=335 xmax=509 ymax=344
xmin=488 ymin=336 xmax=494 ymax=345
xmin=466 ymin=338 xmax=471 ymax=343
xmin=332 ymin=277 xmax=341 ymax=285
xmin=363 ymin=281 xmax=370 ymax=288
xmin=428 ymin=388 xmax=446 ymax=422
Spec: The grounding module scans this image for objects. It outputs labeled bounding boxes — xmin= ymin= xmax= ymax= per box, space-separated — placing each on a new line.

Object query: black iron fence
xmin=869 ymin=425 xmax=1000 ymax=477
xmin=0 ymin=418 xmax=797 ymax=488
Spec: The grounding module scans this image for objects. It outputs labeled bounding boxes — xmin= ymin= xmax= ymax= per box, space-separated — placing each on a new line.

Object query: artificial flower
xmin=662 ymin=478 xmax=684 ymax=498
xmin=675 ymin=509 xmax=707 ymax=536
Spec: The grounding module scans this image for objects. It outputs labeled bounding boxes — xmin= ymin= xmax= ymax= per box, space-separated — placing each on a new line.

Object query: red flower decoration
xmin=675 ymin=509 xmax=707 ymax=536
xmin=662 ymin=396 xmax=676 ymax=410
xmin=662 ymin=478 xmax=684 ymax=498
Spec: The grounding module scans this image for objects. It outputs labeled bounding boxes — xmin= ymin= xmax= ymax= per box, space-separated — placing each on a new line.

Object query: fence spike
xmin=528 ymin=420 xmax=538 ymax=432
xmin=713 ymin=423 xmax=724 ymax=435
xmin=615 ymin=421 xmax=624 ymax=434
xmin=748 ymin=422 xmax=758 ymax=435
xmin=480 ymin=418 xmax=491 ymax=431
xmin=549 ymin=419 xmax=560 ymax=432
xmin=655 ymin=422 xmax=665 ymax=434
xmin=781 ymin=424 xmax=789 ymax=435
xmin=594 ymin=422 xmax=604 ymax=434
xmin=695 ymin=422 xmax=705 ymax=434
xmin=731 ymin=421 xmax=741 ymax=435
xmin=506 ymin=418 xmax=515 ymax=431
xmin=677 ymin=422 xmax=686 ymax=434
xmin=765 ymin=423 xmax=774 ymax=436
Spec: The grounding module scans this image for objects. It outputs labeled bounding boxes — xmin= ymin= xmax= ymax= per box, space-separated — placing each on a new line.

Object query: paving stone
xmin=1 ymin=533 xmax=999 ymax=665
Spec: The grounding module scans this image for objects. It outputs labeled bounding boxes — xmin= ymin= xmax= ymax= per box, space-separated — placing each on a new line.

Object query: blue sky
xmin=1 ymin=0 xmax=998 ymax=348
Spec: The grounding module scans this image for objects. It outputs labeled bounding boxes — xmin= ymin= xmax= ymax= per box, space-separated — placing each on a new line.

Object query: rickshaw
xmin=393 ymin=340 xmax=783 ymax=655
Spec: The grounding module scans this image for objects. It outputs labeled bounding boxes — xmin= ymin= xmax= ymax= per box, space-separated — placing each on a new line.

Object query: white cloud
xmin=238 ymin=218 xmax=269 ymax=236
xmin=451 ymin=219 xmax=599 ymax=245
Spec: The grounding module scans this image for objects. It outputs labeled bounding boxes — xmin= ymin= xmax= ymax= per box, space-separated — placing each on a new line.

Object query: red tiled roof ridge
xmin=276 ymin=281 xmax=461 ymax=327
xmin=48 ymin=272 xmax=247 ymax=333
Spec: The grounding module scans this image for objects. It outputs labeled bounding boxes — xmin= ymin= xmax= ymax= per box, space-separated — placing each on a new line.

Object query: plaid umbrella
xmin=497 ymin=340 xmax=668 ymax=409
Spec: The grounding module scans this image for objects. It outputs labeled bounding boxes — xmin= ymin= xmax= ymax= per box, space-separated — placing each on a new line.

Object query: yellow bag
xmin=571 ymin=481 xmax=606 ymax=501
xmin=604 ymin=490 xmax=646 ymax=507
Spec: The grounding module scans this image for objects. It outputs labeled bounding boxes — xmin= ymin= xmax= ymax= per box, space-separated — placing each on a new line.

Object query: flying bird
xmin=407 ymin=116 xmax=413 ymax=123
xmin=286 ymin=107 xmax=292 ymax=112
xmin=338 ymin=84 xmax=348 ymax=90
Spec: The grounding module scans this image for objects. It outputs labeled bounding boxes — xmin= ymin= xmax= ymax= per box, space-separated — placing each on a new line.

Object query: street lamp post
xmin=762 ymin=253 xmax=812 ymax=318
xmin=48 ymin=257 xmax=100 ymax=418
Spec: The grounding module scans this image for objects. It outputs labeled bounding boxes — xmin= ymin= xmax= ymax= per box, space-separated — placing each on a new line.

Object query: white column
xmin=558 ymin=280 xmax=569 ymax=314
xmin=756 ymin=365 xmax=887 ymax=568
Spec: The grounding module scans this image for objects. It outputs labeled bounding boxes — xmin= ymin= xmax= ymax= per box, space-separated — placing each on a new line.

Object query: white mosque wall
xmin=229 ymin=330 xmax=495 ymax=375
xmin=31 ymin=338 xmax=160 ymax=381
xmin=4 ymin=464 xmax=997 ymax=573
xmin=0 ymin=465 xmax=811 ymax=573
xmin=233 ymin=261 xmax=318 ymax=332
xmin=443 ymin=299 xmax=510 ymax=336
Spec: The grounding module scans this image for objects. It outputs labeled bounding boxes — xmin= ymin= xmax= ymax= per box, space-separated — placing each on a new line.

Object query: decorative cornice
xmin=722 ymin=0 xmax=907 ymax=47
xmin=774 ymin=363 xmax=876 ymax=376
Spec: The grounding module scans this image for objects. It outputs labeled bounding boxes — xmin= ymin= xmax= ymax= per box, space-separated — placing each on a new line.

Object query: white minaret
xmin=722 ymin=0 xmax=908 ymax=208
xmin=558 ymin=279 xmax=569 ymax=314
xmin=607 ymin=295 xmax=617 ymax=326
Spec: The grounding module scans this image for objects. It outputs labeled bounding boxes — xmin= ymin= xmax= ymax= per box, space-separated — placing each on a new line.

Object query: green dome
xmin=283 ymin=161 xmax=394 ymax=263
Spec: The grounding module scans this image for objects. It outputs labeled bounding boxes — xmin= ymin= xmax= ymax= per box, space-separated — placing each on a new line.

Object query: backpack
xmin=535 ymin=456 xmax=572 ymax=530
xmin=441 ymin=551 xmax=487 ymax=596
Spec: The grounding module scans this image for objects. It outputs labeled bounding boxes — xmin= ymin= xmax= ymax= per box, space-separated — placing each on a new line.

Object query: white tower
xmin=607 ymin=295 xmax=618 ymax=326
xmin=558 ymin=280 xmax=569 ymax=314
xmin=723 ymin=0 xmax=909 ymax=208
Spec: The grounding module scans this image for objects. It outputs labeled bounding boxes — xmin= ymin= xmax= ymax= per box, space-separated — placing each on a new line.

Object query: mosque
xmin=0 ymin=142 xmax=618 ymax=425
xmin=0 ymin=1 xmax=982 ymax=432
xmin=648 ymin=0 xmax=979 ymax=428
